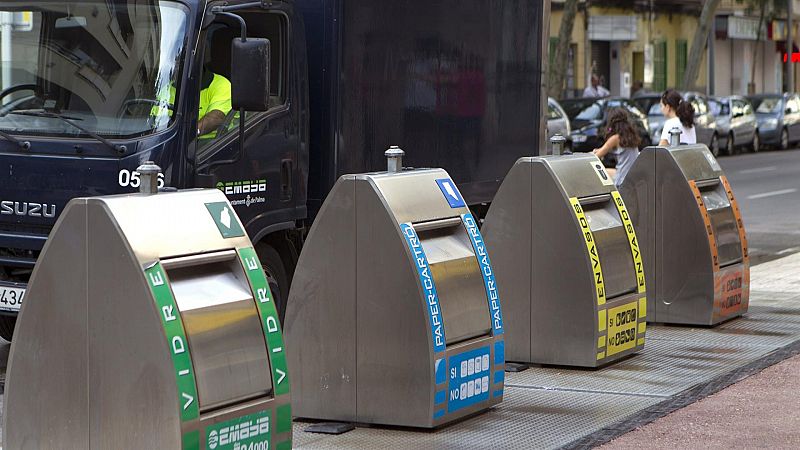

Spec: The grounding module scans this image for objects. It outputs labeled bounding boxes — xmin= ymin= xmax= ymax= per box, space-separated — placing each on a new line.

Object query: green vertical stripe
xmin=238 ymin=247 xmax=291 ymax=397
xmin=276 ymin=404 xmax=292 ymax=434
xmin=182 ymin=431 xmax=200 ymax=449
xmin=145 ymin=263 xmax=200 ymax=448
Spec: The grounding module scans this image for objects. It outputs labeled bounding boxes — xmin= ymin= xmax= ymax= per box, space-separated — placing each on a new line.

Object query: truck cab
xmin=0 ymin=0 xmax=305 ymax=339
xmin=0 ymin=0 xmax=547 ymax=341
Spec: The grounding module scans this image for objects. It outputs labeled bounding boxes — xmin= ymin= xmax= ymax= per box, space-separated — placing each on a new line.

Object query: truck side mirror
xmin=231 ymin=38 xmax=271 ymax=112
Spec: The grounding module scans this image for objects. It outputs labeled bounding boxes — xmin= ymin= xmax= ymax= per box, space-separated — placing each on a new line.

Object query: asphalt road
xmin=717 ymin=147 xmax=800 ymax=265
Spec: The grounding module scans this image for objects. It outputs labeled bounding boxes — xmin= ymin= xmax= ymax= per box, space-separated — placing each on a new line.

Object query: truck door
xmin=193 ymin=8 xmax=298 ymax=234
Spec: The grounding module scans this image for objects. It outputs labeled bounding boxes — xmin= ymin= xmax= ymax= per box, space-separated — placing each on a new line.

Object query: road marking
xmin=738 ymin=166 xmax=777 ymax=174
xmin=777 ymin=247 xmax=800 ymax=255
xmin=747 ymin=188 xmax=797 ymax=200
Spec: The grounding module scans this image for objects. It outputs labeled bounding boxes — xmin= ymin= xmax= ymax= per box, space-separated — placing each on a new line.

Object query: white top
xmin=660 ymin=117 xmax=696 ymax=144
xmin=583 ymin=85 xmax=610 ymax=98
xmin=613 ymin=147 xmax=639 ymax=187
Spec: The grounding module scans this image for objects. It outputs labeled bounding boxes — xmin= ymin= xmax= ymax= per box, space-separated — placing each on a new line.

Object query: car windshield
xmin=635 ymin=97 xmax=660 ymax=115
xmin=751 ymin=97 xmax=782 ymax=114
xmin=709 ymin=99 xmax=729 ymax=116
xmin=560 ymin=99 xmax=601 ymax=120
xmin=0 ymin=1 xmax=189 ymax=139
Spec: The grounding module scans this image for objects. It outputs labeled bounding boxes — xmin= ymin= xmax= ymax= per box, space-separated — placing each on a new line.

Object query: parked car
xmin=632 ymin=90 xmax=719 ymax=155
xmin=708 ymin=96 xmax=758 ymax=154
xmin=560 ymin=97 xmax=650 ymax=153
xmin=546 ymin=97 xmax=571 ymax=144
xmin=746 ymin=93 xmax=800 ymax=150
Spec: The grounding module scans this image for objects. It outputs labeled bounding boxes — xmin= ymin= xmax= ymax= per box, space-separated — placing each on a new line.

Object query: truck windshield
xmin=0 ymin=1 xmax=188 ymax=139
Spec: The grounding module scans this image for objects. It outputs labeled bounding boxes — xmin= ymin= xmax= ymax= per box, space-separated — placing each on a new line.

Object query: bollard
xmin=669 ymin=127 xmax=682 ymax=147
xmin=136 ymin=161 xmax=161 ymax=194
xmin=550 ymin=134 xmax=567 ymax=156
xmin=385 ymin=146 xmax=405 ymax=173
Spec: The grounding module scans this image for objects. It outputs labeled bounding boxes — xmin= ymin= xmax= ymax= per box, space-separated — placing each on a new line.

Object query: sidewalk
xmin=601 ymin=253 xmax=800 ymax=449
xmin=602 ymin=353 xmax=800 ymax=449
xmin=291 ymin=252 xmax=800 ymax=449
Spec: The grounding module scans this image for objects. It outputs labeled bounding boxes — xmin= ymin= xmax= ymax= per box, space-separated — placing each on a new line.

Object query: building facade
xmin=550 ymin=0 xmax=800 ymax=98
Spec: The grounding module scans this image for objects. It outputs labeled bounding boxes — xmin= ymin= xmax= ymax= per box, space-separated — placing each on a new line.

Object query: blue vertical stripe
xmin=461 ymin=213 xmax=504 ymax=335
xmin=400 ymin=223 xmax=446 ymax=353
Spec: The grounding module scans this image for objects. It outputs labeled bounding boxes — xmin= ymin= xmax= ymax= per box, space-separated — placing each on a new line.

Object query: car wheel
xmin=709 ymin=133 xmax=719 ymax=157
xmin=780 ymin=128 xmax=789 ymax=150
xmin=751 ymin=131 xmax=760 ymax=153
xmin=0 ymin=315 xmax=15 ymax=342
xmin=726 ymin=132 xmax=735 ymax=155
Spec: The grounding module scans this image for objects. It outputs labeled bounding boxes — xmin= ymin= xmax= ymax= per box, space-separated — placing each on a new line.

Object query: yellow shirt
xmin=198 ymin=74 xmax=232 ymax=138
xmin=151 ymin=73 xmax=232 ymax=138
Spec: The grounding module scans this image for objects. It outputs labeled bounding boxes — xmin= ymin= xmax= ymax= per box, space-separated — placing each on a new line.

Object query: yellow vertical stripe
xmin=569 ymin=197 xmax=606 ymax=306
xmin=610 ymin=191 xmax=646 ymax=294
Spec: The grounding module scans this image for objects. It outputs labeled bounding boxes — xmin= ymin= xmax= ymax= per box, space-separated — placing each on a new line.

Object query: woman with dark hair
xmin=593 ymin=108 xmax=641 ymax=186
xmin=658 ymin=89 xmax=696 ymax=145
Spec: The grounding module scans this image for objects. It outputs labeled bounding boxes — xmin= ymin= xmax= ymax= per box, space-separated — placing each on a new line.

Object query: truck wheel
xmin=258 ymin=243 xmax=290 ymax=324
xmin=0 ymin=315 xmax=16 ymax=342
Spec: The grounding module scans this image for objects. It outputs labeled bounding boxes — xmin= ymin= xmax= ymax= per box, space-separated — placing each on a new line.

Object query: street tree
xmin=682 ymin=0 xmax=722 ymax=90
xmin=548 ymin=0 xmax=579 ymax=98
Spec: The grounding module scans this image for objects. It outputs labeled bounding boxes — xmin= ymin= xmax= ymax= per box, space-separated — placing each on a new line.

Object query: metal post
xmin=0 ymin=12 xmax=13 ymax=91
xmin=137 ymin=161 xmax=161 ymax=194
xmin=669 ymin=127 xmax=682 ymax=147
xmin=788 ymin=0 xmax=795 ymax=93
xmin=550 ymin=134 xmax=567 ymax=156
xmin=385 ymin=146 xmax=405 ymax=173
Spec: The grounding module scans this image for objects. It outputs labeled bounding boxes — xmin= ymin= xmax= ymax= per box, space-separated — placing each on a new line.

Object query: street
xmin=718 ymin=148 xmax=800 ymax=265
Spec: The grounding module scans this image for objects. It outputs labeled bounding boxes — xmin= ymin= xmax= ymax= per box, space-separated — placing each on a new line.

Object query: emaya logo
xmin=1 ymin=200 xmax=56 ymax=218
xmin=207 ymin=416 xmax=269 ymax=449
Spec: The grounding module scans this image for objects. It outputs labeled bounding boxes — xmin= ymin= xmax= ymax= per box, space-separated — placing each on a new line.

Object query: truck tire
xmin=258 ymin=243 xmax=290 ymax=325
xmin=0 ymin=315 xmax=15 ymax=342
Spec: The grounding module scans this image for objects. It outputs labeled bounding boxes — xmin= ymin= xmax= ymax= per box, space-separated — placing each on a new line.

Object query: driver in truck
xmin=152 ymin=46 xmax=232 ymax=138
xmin=196 ymin=49 xmax=232 ymax=138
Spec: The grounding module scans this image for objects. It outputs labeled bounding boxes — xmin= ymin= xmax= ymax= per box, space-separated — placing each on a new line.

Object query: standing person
xmin=658 ymin=89 xmax=696 ymax=145
xmin=583 ymin=74 xmax=610 ymax=98
xmin=592 ymin=108 xmax=641 ymax=187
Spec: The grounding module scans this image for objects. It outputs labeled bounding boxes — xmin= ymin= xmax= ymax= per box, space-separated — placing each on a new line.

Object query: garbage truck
xmin=0 ymin=0 xmax=548 ymax=339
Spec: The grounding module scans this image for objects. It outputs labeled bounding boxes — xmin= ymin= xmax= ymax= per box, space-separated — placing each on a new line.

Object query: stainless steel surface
xmin=286 ymin=168 xmax=503 ymax=428
xmin=550 ymin=133 xmax=567 ymax=156
xmin=419 ymin=225 xmax=491 ymax=344
xmin=167 ymin=260 xmax=272 ymax=411
xmin=288 ymin=255 xmax=800 ymax=449
xmin=619 ymin=144 xmax=749 ymax=325
xmin=669 ymin=127 xmax=681 ymax=146
xmin=160 ymin=249 xmax=237 ymax=269
xmin=4 ymin=189 xmax=290 ymax=448
xmin=700 ymin=188 xmax=742 ymax=267
xmin=137 ymin=160 xmax=161 ymax=194
xmin=385 ymin=145 xmax=405 ymax=173
xmin=482 ymin=154 xmax=645 ymax=367
xmin=586 ymin=204 xmax=637 ymax=299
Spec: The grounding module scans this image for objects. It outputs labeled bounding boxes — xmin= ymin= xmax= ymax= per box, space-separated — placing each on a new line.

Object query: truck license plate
xmin=0 ymin=283 xmax=25 ymax=312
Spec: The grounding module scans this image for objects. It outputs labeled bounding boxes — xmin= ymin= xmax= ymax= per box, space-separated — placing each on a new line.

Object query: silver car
xmin=546 ymin=97 xmax=571 ymax=143
xmin=709 ymin=96 xmax=758 ymax=154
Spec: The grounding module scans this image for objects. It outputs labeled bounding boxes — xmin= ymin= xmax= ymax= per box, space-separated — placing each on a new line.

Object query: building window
xmin=675 ymin=39 xmax=688 ymax=88
xmin=653 ymin=40 xmax=667 ymax=92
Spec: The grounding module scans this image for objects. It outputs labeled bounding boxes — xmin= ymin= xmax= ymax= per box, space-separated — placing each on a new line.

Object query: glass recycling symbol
xmin=205 ymin=202 xmax=245 ymax=238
